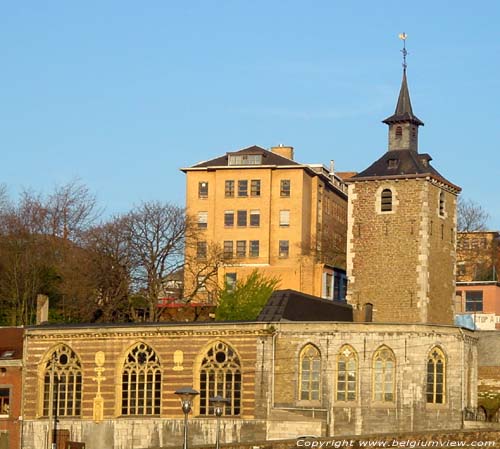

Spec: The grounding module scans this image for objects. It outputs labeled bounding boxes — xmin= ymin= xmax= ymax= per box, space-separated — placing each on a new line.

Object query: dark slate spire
xmin=383 ymin=69 xmax=424 ymax=126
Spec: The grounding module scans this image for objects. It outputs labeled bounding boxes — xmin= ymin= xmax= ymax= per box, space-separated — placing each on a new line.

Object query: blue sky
xmin=1 ymin=1 xmax=499 ymax=227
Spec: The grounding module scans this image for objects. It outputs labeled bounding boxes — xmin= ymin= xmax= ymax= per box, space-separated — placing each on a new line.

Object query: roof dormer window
xmin=387 ymin=159 xmax=399 ymax=169
xmin=228 ymin=154 xmax=263 ymax=166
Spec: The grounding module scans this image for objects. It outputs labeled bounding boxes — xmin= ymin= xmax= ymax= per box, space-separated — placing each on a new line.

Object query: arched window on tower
xmin=439 ymin=191 xmax=445 ymax=217
xmin=199 ymin=341 xmax=241 ymax=416
xmin=395 ymin=126 xmax=402 ymax=138
xmin=42 ymin=345 xmax=82 ymax=417
xmin=121 ymin=342 xmax=162 ymax=415
xmin=381 ymin=189 xmax=393 ymax=212
xmin=426 ymin=347 xmax=446 ymax=404
xmin=372 ymin=346 xmax=395 ymax=402
xmin=364 ymin=303 xmax=373 ymax=322
xmin=336 ymin=345 xmax=358 ymax=402
xmin=299 ymin=344 xmax=321 ymax=401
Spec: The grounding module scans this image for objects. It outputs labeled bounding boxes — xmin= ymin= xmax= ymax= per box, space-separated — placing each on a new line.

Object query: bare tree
xmin=457 ymin=198 xmax=490 ymax=232
xmin=126 ymin=201 xmax=189 ymax=321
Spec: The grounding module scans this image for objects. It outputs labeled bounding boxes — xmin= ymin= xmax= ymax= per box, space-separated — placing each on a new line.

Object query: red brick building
xmin=0 ymin=327 xmax=23 ymax=449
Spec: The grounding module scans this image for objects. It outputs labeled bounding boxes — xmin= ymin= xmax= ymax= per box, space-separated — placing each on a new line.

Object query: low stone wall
xmin=158 ymin=429 xmax=500 ymax=449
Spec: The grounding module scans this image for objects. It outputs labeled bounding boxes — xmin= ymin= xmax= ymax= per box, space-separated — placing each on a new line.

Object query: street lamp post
xmin=209 ymin=395 xmax=229 ymax=449
xmin=174 ymin=387 xmax=199 ymax=449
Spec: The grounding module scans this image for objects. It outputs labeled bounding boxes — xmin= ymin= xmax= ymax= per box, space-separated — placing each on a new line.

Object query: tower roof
xmin=382 ymin=70 xmax=424 ymax=126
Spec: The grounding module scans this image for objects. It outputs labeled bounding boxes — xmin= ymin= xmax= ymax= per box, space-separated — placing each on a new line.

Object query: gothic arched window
xmin=42 ymin=345 xmax=82 ymax=417
xmin=381 ymin=189 xmax=393 ymax=212
xmin=426 ymin=347 xmax=446 ymax=404
xmin=373 ymin=346 xmax=396 ymax=402
xmin=299 ymin=344 xmax=321 ymax=401
xmin=336 ymin=345 xmax=358 ymax=402
xmin=121 ymin=343 xmax=162 ymax=415
xmin=199 ymin=341 xmax=241 ymax=416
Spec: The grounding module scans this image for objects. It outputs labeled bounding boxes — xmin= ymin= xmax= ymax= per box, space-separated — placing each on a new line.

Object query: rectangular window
xmin=224 ymin=211 xmax=234 ymax=227
xmin=236 ymin=240 xmax=246 ymax=257
xmin=225 ymin=180 xmax=235 ymax=197
xmin=238 ymin=180 xmax=248 ymax=197
xmin=280 ymin=179 xmax=291 ymax=197
xmin=279 ymin=240 xmax=289 ymax=258
xmin=197 ymin=275 xmax=207 ymax=292
xmin=279 ymin=210 xmax=290 ymax=227
xmin=249 ymin=210 xmax=260 ymax=227
xmin=223 ymin=241 xmax=233 ymax=259
xmin=465 ymin=291 xmax=483 ymax=312
xmin=197 ymin=241 xmax=207 ymax=260
xmin=197 ymin=211 xmax=208 ymax=229
xmin=0 ymin=388 xmax=10 ymax=416
xmin=237 ymin=210 xmax=247 ymax=227
xmin=225 ymin=272 xmax=237 ymax=291
xmin=198 ymin=181 xmax=208 ymax=198
xmin=228 ymin=154 xmax=262 ymax=165
xmin=251 ymin=179 xmax=261 ymax=197
xmin=324 ymin=273 xmax=333 ymax=299
xmin=249 ymin=240 xmax=260 ymax=257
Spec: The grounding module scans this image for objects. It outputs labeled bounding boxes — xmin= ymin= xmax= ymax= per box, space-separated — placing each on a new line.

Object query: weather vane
xmin=399 ymin=32 xmax=408 ymax=71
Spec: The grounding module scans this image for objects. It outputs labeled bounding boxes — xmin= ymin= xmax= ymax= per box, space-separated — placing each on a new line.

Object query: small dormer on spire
xmin=382 ymin=34 xmax=424 ymax=153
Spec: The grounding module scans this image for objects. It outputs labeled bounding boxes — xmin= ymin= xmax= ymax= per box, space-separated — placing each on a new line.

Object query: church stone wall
xmin=347 ymin=179 xmax=456 ymax=325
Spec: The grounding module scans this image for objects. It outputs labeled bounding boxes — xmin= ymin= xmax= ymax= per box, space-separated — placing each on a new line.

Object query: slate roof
xmin=0 ymin=327 xmax=23 ymax=361
xmin=350 ymin=150 xmax=461 ymax=192
xmin=382 ymin=69 xmax=424 ymax=126
xmin=186 ymin=145 xmax=300 ymax=169
xmin=257 ymin=289 xmax=353 ymax=322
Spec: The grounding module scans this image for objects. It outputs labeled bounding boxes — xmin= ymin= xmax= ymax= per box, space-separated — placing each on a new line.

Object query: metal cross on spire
xmin=399 ymin=32 xmax=408 ymax=71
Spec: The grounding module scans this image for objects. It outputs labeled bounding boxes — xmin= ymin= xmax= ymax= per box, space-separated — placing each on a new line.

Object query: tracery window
xmin=121 ymin=343 xmax=162 ymax=415
xmin=372 ymin=346 xmax=395 ymax=402
xmin=336 ymin=345 xmax=358 ymax=402
xmin=381 ymin=189 xmax=393 ymax=212
xmin=199 ymin=341 xmax=241 ymax=416
xmin=42 ymin=345 xmax=82 ymax=417
xmin=299 ymin=344 xmax=321 ymax=401
xmin=426 ymin=347 xmax=446 ymax=404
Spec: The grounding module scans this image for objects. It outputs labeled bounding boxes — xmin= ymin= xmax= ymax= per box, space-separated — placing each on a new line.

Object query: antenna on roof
xmin=399 ymin=32 xmax=408 ymax=71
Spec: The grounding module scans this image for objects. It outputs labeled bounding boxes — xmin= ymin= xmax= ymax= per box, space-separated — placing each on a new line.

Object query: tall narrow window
xmin=280 ymin=179 xmax=291 ymax=197
xmin=225 ymin=180 xmax=235 ymax=197
xmin=372 ymin=346 xmax=395 ymax=402
xmin=364 ymin=303 xmax=373 ymax=322
xmin=0 ymin=388 xmax=9 ymax=416
xmin=249 ymin=210 xmax=260 ymax=227
xmin=197 ymin=211 xmax=208 ymax=229
xmin=225 ymin=273 xmax=237 ymax=291
xmin=224 ymin=211 xmax=234 ymax=227
xmin=223 ymin=241 xmax=233 ymax=259
xmin=299 ymin=345 xmax=321 ymax=401
xmin=279 ymin=210 xmax=290 ymax=227
xmin=279 ymin=240 xmax=289 ymax=258
xmin=199 ymin=341 xmax=241 ymax=416
xmin=426 ymin=347 xmax=445 ymax=404
xmin=249 ymin=240 xmax=259 ymax=257
xmin=238 ymin=180 xmax=248 ymax=197
xmin=395 ymin=126 xmax=402 ymax=138
xmin=42 ymin=345 xmax=82 ymax=417
xmin=381 ymin=189 xmax=393 ymax=212
xmin=121 ymin=343 xmax=162 ymax=415
xmin=336 ymin=345 xmax=357 ymax=402
xmin=236 ymin=240 xmax=246 ymax=257
xmin=237 ymin=210 xmax=247 ymax=227
xmin=198 ymin=182 xmax=208 ymax=198
xmin=439 ymin=191 xmax=445 ymax=217
xmin=250 ymin=180 xmax=261 ymax=197
xmin=197 ymin=241 xmax=207 ymax=260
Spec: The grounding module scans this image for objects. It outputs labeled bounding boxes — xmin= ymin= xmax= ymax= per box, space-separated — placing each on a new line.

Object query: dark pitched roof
xmin=350 ymin=150 xmax=460 ymax=191
xmin=187 ymin=145 xmax=300 ymax=169
xmin=257 ymin=289 xmax=353 ymax=322
xmin=0 ymin=327 xmax=23 ymax=360
xmin=382 ymin=70 xmax=424 ymax=126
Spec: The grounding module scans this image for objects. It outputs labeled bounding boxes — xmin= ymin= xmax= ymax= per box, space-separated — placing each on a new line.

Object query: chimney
xmin=270 ymin=144 xmax=294 ymax=161
xmin=36 ymin=294 xmax=49 ymax=325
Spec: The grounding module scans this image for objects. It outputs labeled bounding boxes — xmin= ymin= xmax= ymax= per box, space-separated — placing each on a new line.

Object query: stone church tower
xmin=346 ymin=68 xmax=461 ymax=324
